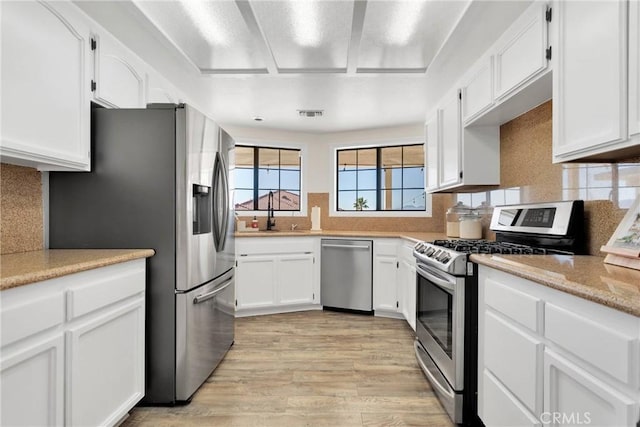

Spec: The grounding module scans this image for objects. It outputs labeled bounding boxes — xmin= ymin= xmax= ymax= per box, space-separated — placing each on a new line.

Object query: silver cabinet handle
xmin=321 ymin=244 xmax=370 ymax=250
xmin=193 ymin=279 xmax=233 ymax=304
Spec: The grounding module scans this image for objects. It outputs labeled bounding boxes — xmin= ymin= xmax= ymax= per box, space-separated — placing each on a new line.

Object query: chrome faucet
xmin=267 ymin=191 xmax=276 ymax=231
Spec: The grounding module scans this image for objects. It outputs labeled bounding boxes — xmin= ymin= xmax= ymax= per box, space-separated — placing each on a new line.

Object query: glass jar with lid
xmin=446 ymin=201 xmax=473 ymax=237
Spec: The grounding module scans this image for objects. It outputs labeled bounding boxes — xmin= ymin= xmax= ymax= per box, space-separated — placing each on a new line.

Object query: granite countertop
xmin=471 ymin=254 xmax=640 ymax=317
xmin=235 ymin=229 xmax=448 ymax=243
xmin=0 ymin=249 xmax=155 ymax=291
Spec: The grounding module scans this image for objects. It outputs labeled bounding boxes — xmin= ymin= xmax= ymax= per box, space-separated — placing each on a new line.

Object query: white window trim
xmin=328 ymin=137 xmax=433 ymax=217
xmin=233 ymin=138 xmax=308 ymax=217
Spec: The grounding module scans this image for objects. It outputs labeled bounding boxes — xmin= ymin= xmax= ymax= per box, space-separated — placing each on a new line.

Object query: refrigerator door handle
xmin=212 ymin=153 xmax=223 ymax=250
xmin=217 ymin=152 xmax=230 ymax=251
xmin=193 ymin=279 xmax=233 ymax=304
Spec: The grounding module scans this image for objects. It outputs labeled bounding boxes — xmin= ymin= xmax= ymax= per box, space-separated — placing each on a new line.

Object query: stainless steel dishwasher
xmin=321 ymin=239 xmax=373 ymax=313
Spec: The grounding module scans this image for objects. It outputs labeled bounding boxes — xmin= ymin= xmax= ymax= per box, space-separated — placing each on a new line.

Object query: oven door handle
xmin=416 ymin=263 xmax=456 ymax=292
xmin=414 ymin=340 xmax=455 ymax=400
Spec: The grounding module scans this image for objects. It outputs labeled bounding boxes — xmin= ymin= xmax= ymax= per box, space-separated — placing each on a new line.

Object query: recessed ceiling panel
xmin=133 ymin=0 xmax=267 ymax=72
xmin=249 ymin=0 xmax=354 ymax=71
xmin=358 ymin=0 xmax=469 ymax=72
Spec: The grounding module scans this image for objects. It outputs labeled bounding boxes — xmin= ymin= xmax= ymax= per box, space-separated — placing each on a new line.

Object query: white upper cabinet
xmin=461 ymin=56 xmax=494 ymax=124
xmin=552 ymin=0 xmax=635 ymax=162
xmin=425 ymin=115 xmax=439 ymax=191
xmin=91 ymin=32 xmax=146 ymax=108
xmin=494 ymin=2 xmax=549 ymax=101
xmin=630 ymin=0 xmax=640 ymax=137
xmin=146 ymin=71 xmax=180 ymax=105
xmin=0 ymin=1 xmax=91 ymax=171
xmin=439 ymin=91 xmax=462 ymax=188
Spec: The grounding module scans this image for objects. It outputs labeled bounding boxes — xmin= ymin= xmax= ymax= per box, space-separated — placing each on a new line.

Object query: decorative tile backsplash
xmin=1 ymin=163 xmax=43 ymax=254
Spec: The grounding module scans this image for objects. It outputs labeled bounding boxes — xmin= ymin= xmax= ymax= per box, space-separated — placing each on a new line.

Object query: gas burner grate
xmin=430 ymin=240 xmax=553 ymax=255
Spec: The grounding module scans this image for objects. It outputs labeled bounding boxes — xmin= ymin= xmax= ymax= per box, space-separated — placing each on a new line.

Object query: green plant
xmin=353 ymin=197 xmax=369 ymax=211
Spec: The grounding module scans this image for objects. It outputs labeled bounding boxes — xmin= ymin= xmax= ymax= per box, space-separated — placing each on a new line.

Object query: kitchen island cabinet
xmin=475 ymin=261 xmax=640 ymax=427
xmin=1 ymin=252 xmax=151 ymax=427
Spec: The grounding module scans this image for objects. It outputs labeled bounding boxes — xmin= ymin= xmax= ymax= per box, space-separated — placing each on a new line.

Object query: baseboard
xmin=374 ymin=310 xmax=405 ymax=320
xmin=235 ymin=304 xmax=322 ymax=318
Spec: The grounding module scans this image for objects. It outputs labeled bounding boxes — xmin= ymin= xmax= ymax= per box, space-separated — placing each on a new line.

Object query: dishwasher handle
xmin=321 ymin=243 xmax=370 ymax=250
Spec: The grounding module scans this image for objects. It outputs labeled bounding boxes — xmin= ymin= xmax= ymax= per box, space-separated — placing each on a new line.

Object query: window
xmin=234 ymin=145 xmax=301 ymax=211
xmin=563 ymin=163 xmax=640 ymax=209
xmin=336 ymin=144 xmax=425 ymax=211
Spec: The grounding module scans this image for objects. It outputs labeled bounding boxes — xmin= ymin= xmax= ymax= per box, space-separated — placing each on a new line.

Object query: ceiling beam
xmin=235 ymin=0 xmax=278 ymax=74
xmin=347 ymin=0 xmax=367 ymax=74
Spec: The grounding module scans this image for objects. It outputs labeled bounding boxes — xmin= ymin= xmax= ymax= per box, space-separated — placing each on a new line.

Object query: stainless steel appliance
xmin=321 ymin=239 xmax=373 ymax=313
xmin=413 ymin=200 xmax=584 ymax=425
xmin=49 ymin=104 xmax=235 ymax=404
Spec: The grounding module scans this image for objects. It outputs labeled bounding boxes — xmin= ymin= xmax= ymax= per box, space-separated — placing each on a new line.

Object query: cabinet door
xmin=0 ymin=1 xmax=90 ymax=171
xmin=277 ymin=254 xmax=315 ymax=305
xmin=462 ymin=56 xmax=494 ymax=123
xmin=92 ymin=32 xmax=146 ymax=108
xmin=1 ymin=335 xmax=65 ymax=427
xmin=373 ymin=255 xmax=398 ymax=312
xmin=66 ymin=299 xmax=145 ymax=427
xmin=494 ymin=2 xmax=548 ymax=101
xmin=439 ymin=93 xmax=461 ymax=188
xmin=146 ymin=72 xmax=179 ymax=105
xmin=544 ymin=349 xmax=638 ymax=427
xmin=236 ymin=256 xmax=276 ymax=309
xmin=398 ymin=259 xmax=416 ymax=331
xmin=481 ymin=370 xmax=541 ymax=427
xmin=553 ymin=0 xmax=628 ymax=159
xmin=425 ymin=115 xmax=439 ymax=191
xmin=630 ymin=0 xmax=640 ymax=137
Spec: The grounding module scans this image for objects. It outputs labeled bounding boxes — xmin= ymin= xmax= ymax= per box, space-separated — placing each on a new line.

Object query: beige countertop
xmin=235 ymin=229 xmax=448 ymax=243
xmin=1 ymin=249 xmax=155 ymax=291
xmin=471 ymin=254 xmax=640 ymax=317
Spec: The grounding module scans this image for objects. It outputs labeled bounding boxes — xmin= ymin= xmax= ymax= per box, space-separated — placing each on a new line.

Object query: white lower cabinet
xmin=0 ymin=259 xmax=147 ymax=427
xmin=478 ymin=265 xmax=640 ymax=427
xmin=373 ymin=255 xmax=398 ymax=313
xmin=544 ymin=349 xmax=638 ymax=427
xmin=1 ymin=335 xmax=65 ymax=427
xmin=235 ymin=237 xmax=319 ymax=316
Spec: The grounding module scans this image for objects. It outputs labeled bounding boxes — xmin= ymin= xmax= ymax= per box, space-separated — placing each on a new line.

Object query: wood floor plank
xmin=122 ymin=311 xmax=454 ymax=427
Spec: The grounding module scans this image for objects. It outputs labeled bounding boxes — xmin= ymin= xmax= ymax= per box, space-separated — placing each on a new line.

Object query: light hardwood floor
xmin=122 ymin=310 xmax=454 ymax=427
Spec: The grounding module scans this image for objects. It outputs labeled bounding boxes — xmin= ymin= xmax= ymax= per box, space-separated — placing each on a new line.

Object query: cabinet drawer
xmin=485 ymin=311 xmax=543 ymax=414
xmin=481 ymin=370 xmax=541 ymax=427
xmin=545 ymin=303 xmax=639 ymax=387
xmin=66 ymin=262 xmax=145 ymax=321
xmin=1 ymin=292 xmax=64 ymax=347
xmin=485 ymin=278 xmax=542 ymax=333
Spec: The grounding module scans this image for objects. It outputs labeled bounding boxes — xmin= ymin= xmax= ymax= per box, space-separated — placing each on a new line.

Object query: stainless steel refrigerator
xmin=49 ymin=104 xmax=235 ymax=404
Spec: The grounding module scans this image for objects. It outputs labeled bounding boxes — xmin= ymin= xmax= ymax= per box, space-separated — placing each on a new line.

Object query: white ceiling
xmin=75 ymin=0 xmax=530 ymax=134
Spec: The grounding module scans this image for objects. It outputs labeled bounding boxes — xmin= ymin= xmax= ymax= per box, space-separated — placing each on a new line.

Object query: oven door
xmin=415 ymin=261 xmax=465 ymax=391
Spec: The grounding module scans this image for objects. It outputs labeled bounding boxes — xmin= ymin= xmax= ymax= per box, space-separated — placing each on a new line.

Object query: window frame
xmin=330 ymin=139 xmax=432 ymax=217
xmin=233 ymin=142 xmax=306 ymax=216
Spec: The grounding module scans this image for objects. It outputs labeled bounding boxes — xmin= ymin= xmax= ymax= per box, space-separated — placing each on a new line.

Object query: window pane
xmin=381 ymin=189 xmax=402 ymax=210
xmin=258 ymin=168 xmax=279 ymax=188
xmin=403 ymin=167 xmax=424 ymax=188
xmin=403 ymin=145 xmax=424 ymax=167
xmin=402 ymin=189 xmax=426 ymax=210
xmin=280 ymin=149 xmax=300 ymax=170
xmin=235 ymin=146 xmax=254 ymax=168
xmin=357 ymin=169 xmax=377 ymax=190
xmin=258 ymin=148 xmax=279 ymax=168
xmin=338 ymin=150 xmax=357 ymax=170
xmin=235 ymin=168 xmax=254 ymax=189
xmin=278 ymin=190 xmax=300 ymax=210
xmin=586 ymin=165 xmax=613 ymax=188
xmin=619 ymin=187 xmax=640 ymax=208
xmin=281 ymin=170 xmax=300 ymax=190
xmin=357 ymin=149 xmax=377 ymax=169
xmin=338 ymin=170 xmax=357 ymax=190
xmin=381 ymin=146 xmax=402 ymax=168
xmin=338 ymin=191 xmax=357 ymax=211
xmin=357 ymin=191 xmax=376 ymax=210
xmin=380 ymin=168 xmax=402 ymax=189
xmin=234 ymin=190 xmax=254 ymax=210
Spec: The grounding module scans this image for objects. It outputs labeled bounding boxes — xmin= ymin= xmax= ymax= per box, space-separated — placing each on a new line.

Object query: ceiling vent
xmin=298 ymin=110 xmax=324 ymax=118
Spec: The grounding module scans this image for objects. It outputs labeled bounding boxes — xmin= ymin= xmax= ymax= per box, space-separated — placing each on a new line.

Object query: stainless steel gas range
xmin=413 ymin=200 xmax=585 ymax=425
